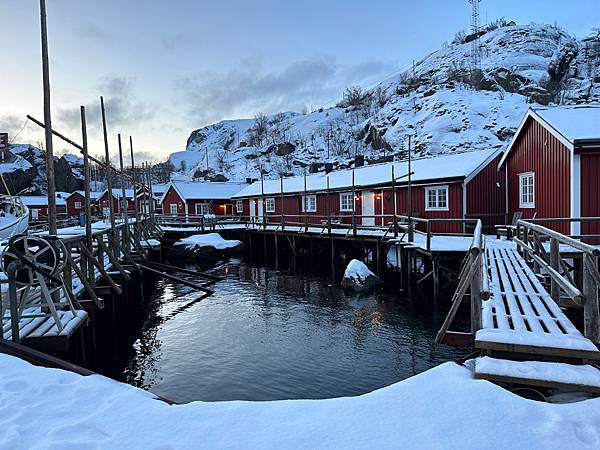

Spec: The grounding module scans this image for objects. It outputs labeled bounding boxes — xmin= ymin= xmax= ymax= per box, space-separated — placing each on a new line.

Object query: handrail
xmin=517 ymin=220 xmax=600 ymax=256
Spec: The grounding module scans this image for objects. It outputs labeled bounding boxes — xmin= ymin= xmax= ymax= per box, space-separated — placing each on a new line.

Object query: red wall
xmin=505 ymin=117 xmax=571 ymax=233
xmin=580 ymin=151 xmax=600 ymax=242
xmin=467 ymin=153 xmax=506 ymax=232
xmin=97 ymin=192 xmax=120 ymax=214
xmin=66 ymin=192 xmax=85 ymax=217
xmin=161 ymin=186 xmax=185 ymax=215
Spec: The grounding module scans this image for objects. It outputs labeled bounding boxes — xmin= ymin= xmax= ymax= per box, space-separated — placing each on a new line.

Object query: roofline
xmin=464 ymin=148 xmax=503 ymax=184
xmin=498 ymin=108 xmax=575 ymax=168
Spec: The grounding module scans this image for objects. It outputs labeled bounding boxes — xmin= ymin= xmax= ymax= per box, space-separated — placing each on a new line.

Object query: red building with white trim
xmin=160 ymin=181 xmax=248 ymax=217
xmin=498 ymin=105 xmax=600 ymax=236
xmin=233 ymin=149 xmax=505 ymax=233
xmin=65 ymin=191 xmax=102 ymax=217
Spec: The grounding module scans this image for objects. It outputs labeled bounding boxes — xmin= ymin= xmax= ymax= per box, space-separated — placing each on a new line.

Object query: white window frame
xmin=265 ymin=197 xmax=276 ymax=213
xmin=31 ymin=208 xmax=39 ymax=220
xmin=518 ymin=172 xmax=535 ymax=208
xmin=425 ymin=185 xmax=449 ymax=211
xmin=169 ymin=203 xmax=178 ymax=215
xmin=339 ymin=192 xmax=354 ymax=212
xmin=195 ymin=203 xmax=210 ymax=215
xmin=74 ymin=201 xmax=82 ymax=209
xmin=302 ymin=195 xmax=317 ymax=212
xmin=236 ymin=199 xmax=244 ymax=213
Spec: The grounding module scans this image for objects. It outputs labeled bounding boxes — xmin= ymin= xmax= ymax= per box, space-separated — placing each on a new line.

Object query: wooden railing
xmin=515 ymin=219 xmax=600 ymax=342
xmin=435 ymin=219 xmax=487 ymax=345
xmin=156 ymin=213 xmax=481 ymax=251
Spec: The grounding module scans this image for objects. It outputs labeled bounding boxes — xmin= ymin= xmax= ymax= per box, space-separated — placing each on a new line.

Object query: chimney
xmin=325 ymin=163 xmax=334 ymax=174
xmin=309 ymin=163 xmax=319 ymax=174
xmin=355 ymin=155 xmax=364 ymax=167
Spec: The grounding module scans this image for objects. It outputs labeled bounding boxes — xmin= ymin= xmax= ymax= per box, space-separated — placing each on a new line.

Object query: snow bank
xmin=1 ymin=354 xmax=599 ymax=449
xmin=176 ymin=233 xmax=242 ymax=251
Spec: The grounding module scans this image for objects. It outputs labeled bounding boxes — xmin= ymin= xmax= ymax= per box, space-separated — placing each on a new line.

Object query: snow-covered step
xmin=474 ymin=356 xmax=600 ymax=394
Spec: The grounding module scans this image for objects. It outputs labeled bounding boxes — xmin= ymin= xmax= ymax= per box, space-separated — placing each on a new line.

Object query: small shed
xmin=21 ymin=193 xmax=68 ymax=221
xmin=65 ymin=191 xmax=102 ymax=217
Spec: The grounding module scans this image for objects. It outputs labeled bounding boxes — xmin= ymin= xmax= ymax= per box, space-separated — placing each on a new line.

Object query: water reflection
xmin=119 ymin=258 xmax=467 ymax=403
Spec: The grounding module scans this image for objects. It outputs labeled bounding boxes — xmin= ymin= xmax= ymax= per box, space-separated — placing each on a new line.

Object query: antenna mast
xmin=468 ymin=0 xmax=482 ymax=73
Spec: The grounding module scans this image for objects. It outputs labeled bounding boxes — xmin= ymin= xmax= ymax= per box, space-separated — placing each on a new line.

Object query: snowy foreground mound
xmin=2 ymin=354 xmax=599 ymax=449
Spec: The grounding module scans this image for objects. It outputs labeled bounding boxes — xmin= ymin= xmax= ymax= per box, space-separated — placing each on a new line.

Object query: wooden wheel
xmin=2 ymin=235 xmax=59 ymax=286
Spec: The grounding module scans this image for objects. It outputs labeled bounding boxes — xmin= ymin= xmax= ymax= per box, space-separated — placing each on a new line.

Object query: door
xmin=362 ymin=190 xmax=375 ymax=226
xmin=257 ymin=198 xmax=264 ymax=222
xmin=249 ymin=199 xmax=256 ymax=222
xmin=169 ymin=203 xmax=178 ymax=216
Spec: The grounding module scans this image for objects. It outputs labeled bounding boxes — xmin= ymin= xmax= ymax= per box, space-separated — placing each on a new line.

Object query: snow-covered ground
xmin=1 ymin=353 xmax=599 ymax=449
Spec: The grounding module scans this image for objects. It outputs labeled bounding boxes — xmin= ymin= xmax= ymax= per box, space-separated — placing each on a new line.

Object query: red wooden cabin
xmin=65 ymin=191 xmax=102 ymax=217
xmin=160 ymin=181 xmax=248 ymax=217
xmin=233 ymin=149 xmax=505 ymax=233
xmin=498 ymin=105 xmax=600 ymax=237
xmin=21 ymin=193 xmax=68 ymax=221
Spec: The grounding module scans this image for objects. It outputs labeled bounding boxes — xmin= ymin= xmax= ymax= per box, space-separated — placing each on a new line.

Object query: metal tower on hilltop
xmin=468 ymin=0 xmax=482 ymax=72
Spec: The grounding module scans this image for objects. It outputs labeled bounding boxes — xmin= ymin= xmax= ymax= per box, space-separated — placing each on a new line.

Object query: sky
xmin=1 ymin=0 xmax=599 ymax=162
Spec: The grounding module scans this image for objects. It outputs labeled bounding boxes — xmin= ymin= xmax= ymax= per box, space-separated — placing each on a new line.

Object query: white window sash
xmin=425 ymin=186 xmax=449 ymax=211
xmin=266 ymin=197 xmax=276 ymax=213
xmin=170 ymin=204 xmax=178 ymax=215
xmin=339 ymin=193 xmax=354 ymax=212
xmin=236 ymin=200 xmax=243 ymax=213
xmin=302 ymin=195 xmax=317 ymax=212
xmin=519 ymin=172 xmax=535 ymax=208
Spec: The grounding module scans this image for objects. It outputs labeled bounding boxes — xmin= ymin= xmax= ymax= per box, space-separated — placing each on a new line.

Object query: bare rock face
xmin=55 ymin=155 xmax=84 ymax=192
xmin=0 ymin=156 xmax=36 ymax=194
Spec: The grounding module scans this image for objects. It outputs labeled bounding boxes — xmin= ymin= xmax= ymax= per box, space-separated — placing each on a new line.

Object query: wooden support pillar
xmin=330 ymin=237 xmax=335 ymax=279
xmin=274 ymin=234 xmax=279 ymax=269
xmin=550 ymin=238 xmax=560 ymax=303
xmin=432 ymin=255 xmax=440 ymax=303
xmin=406 ymin=250 xmax=413 ymax=297
xmin=583 ymin=254 xmax=600 ymax=343
xmin=470 ymin=251 xmax=482 ymax=333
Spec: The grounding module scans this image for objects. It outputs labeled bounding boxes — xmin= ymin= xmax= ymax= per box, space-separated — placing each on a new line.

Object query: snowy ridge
xmin=172 ymin=23 xmax=600 ymax=182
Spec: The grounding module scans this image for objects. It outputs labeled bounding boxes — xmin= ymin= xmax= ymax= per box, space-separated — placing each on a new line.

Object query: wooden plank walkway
xmin=475 ymin=242 xmax=600 ymax=360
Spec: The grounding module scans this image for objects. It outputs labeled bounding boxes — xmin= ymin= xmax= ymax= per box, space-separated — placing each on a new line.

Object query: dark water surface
xmin=118 ymin=258 xmax=466 ymax=403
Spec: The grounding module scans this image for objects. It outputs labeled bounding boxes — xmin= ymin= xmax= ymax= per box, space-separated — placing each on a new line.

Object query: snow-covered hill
xmin=173 ymin=23 xmax=600 ymax=181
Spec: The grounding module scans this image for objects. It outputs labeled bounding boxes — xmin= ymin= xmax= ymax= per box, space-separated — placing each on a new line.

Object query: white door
xmin=362 ymin=190 xmax=375 ymax=226
xmin=249 ymin=199 xmax=256 ymax=222
xmin=257 ymin=198 xmax=264 ymax=221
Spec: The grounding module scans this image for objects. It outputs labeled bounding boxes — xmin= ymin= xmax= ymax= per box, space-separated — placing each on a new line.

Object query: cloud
xmin=57 ymin=76 xmax=156 ymax=135
xmin=175 ymin=56 xmax=396 ymax=126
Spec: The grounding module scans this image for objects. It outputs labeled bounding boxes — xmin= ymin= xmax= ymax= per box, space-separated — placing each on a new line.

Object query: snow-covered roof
xmin=99 ymin=188 xmax=136 ymax=199
xmin=533 ymin=105 xmax=600 ymax=143
xmin=68 ymin=191 xmax=103 ymax=200
xmin=233 ymin=149 xmax=501 ymax=198
xmin=20 ymin=194 xmax=67 ymax=207
xmin=164 ymin=181 xmax=249 ymax=202
xmin=499 ymin=105 xmax=600 ymax=168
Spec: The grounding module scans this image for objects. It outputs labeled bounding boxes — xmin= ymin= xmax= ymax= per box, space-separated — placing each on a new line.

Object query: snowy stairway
xmin=475 ymin=244 xmax=600 ymax=360
xmin=474 ymin=356 xmax=600 ymax=394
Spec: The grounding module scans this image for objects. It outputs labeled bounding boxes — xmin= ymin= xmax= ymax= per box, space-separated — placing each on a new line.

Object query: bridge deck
xmin=475 ymin=242 xmax=600 ymax=360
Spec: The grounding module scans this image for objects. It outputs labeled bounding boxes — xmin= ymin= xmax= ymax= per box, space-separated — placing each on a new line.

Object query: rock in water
xmin=341 ymin=259 xmax=382 ymax=293
xmin=174 ymin=233 xmax=243 ymax=258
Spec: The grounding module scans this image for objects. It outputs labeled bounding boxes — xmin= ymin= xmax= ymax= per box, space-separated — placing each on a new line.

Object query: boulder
xmin=341 ymin=259 xmax=382 ymax=293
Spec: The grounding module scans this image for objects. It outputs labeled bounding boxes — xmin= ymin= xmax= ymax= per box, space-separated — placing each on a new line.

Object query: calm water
xmin=117 ymin=258 xmax=466 ymax=403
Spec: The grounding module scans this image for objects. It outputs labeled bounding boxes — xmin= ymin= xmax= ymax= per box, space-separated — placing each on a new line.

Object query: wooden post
xmin=118 ymin=134 xmax=130 ymax=253
xmin=326 ymin=175 xmax=331 ymax=234
xmin=407 ymin=135 xmax=413 ymax=242
xmin=100 ymin=96 xmax=118 ymax=256
xmin=432 ymin=255 xmax=440 ymax=302
xmin=39 ymin=0 xmax=57 ymax=235
xmin=303 ymin=170 xmax=308 ymax=232
xmin=280 ymin=175 xmax=284 ymax=230
xmin=352 ymin=170 xmax=356 ymax=237
xmin=583 ymin=254 xmax=600 ymax=343
xmin=80 ymin=105 xmax=94 ymax=282
xmin=147 ymin=162 xmax=155 ymax=225
xmin=470 ymin=251 xmax=482 ymax=332
xmin=129 ymin=136 xmax=140 ymax=239
xmin=550 ymin=238 xmax=560 ymax=303
xmin=391 ymin=165 xmax=398 ymax=238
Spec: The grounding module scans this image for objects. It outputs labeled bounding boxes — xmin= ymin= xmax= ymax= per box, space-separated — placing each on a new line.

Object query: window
xmin=302 ymin=195 xmax=317 ymax=212
xmin=31 ymin=208 xmax=39 ymax=220
xmin=339 ymin=192 xmax=354 ymax=212
xmin=519 ymin=172 xmax=535 ymax=208
xmin=236 ymin=199 xmax=243 ymax=213
xmin=169 ymin=204 xmax=178 ymax=215
xmin=266 ymin=197 xmax=276 ymax=213
xmin=425 ymin=186 xmax=449 ymax=211
xmin=195 ymin=203 xmax=210 ymax=215
xmin=74 ymin=201 xmax=82 ymax=209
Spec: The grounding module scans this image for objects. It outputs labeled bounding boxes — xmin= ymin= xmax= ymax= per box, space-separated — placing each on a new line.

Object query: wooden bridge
xmin=438 ymin=218 xmax=600 ymax=394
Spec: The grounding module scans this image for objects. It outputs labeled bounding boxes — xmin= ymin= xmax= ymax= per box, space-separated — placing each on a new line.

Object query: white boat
xmin=0 ymin=196 xmax=29 ymax=242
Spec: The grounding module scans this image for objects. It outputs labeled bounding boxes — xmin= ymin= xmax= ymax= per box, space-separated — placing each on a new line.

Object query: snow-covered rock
xmin=170 ymin=24 xmax=600 ymax=183
xmin=341 ymin=259 xmax=382 ymax=293
xmin=175 ymin=233 xmax=243 ymax=256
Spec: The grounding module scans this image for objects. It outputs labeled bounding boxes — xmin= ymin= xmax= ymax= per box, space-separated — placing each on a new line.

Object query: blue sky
xmin=1 ymin=0 xmax=598 ymax=160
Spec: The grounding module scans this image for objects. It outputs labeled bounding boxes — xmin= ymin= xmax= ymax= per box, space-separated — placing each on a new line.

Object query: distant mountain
xmin=1 ymin=144 xmax=85 ymax=195
xmin=172 ymin=22 xmax=600 ymax=181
